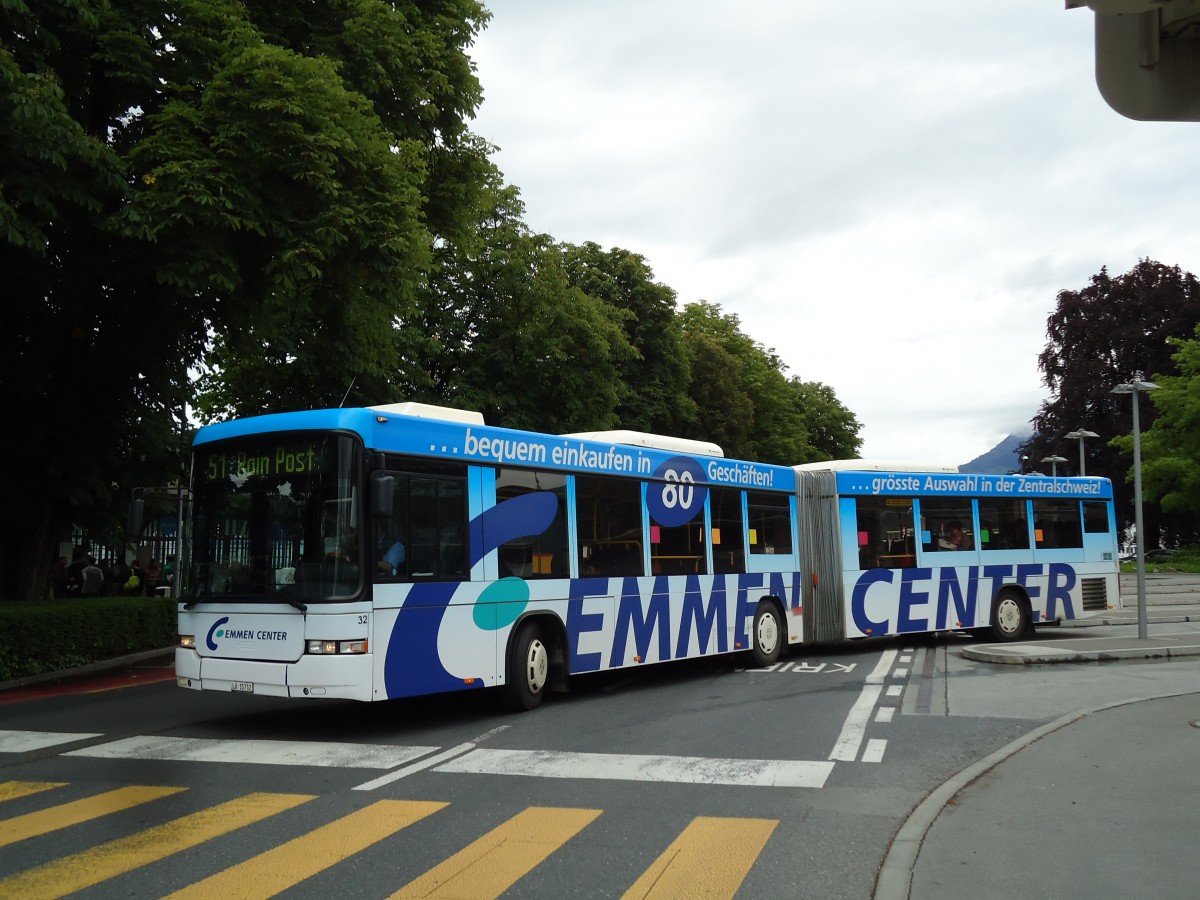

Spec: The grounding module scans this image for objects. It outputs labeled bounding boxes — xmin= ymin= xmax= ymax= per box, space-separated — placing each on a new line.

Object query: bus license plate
xmin=231 ymin=681 xmax=254 ymax=693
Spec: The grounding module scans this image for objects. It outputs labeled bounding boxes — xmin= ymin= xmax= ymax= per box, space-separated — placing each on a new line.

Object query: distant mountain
xmin=959 ymin=433 xmax=1029 ymax=475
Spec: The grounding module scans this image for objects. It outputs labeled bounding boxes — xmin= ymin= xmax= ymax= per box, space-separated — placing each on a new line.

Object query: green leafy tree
xmin=681 ymin=330 xmax=755 ymax=455
xmin=677 ymin=302 xmax=861 ymax=464
xmin=2 ymin=0 xmax=490 ymax=599
xmin=560 ymin=242 xmax=694 ymax=433
xmin=1020 ymin=260 xmax=1200 ymax=541
xmin=406 ymin=185 xmax=633 ymax=432
xmin=1119 ymin=329 xmax=1200 ymax=543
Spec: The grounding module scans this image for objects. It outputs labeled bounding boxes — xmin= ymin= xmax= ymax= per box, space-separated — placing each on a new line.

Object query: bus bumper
xmin=174 ymin=648 xmax=374 ymax=701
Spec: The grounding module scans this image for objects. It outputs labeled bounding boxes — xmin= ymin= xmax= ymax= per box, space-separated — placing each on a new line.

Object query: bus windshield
xmin=183 ymin=433 xmax=363 ymax=603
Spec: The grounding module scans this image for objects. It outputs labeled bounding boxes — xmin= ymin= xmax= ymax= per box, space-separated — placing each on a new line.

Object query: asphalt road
xmin=1 ymin=630 xmax=1198 ymax=898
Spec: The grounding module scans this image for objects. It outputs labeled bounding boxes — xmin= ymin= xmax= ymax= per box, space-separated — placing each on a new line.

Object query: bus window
xmin=709 ymin=488 xmax=746 ymax=574
xmin=855 ymin=496 xmax=916 ymax=568
xmin=1033 ymin=499 xmax=1083 ymax=549
xmin=374 ymin=461 xmax=468 ymax=581
xmin=1083 ymin=500 xmax=1110 ymax=534
xmin=650 ymin=514 xmax=709 ymax=575
xmin=977 ymin=498 xmax=1030 ymax=550
xmin=747 ymin=492 xmax=792 ymax=556
xmin=575 ymin=475 xmax=644 ymax=577
xmin=496 ymin=468 xmax=568 ymax=578
xmin=919 ymin=498 xmax=975 ymax=552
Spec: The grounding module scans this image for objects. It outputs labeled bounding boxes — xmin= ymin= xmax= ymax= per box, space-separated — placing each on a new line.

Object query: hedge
xmin=0 ymin=595 xmax=176 ymax=681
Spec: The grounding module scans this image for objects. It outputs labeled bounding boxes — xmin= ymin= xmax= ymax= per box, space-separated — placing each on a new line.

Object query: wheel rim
xmin=995 ymin=596 xmax=1022 ymax=636
xmin=524 ymin=638 xmax=548 ymax=695
xmin=757 ymin=611 xmax=780 ymax=655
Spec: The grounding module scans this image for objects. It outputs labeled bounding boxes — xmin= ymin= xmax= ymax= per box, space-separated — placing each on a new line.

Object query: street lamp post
xmin=1112 ymin=381 xmax=1160 ymax=640
xmin=1064 ymin=429 xmax=1100 ymax=476
xmin=1041 ymin=455 xmax=1067 ymax=477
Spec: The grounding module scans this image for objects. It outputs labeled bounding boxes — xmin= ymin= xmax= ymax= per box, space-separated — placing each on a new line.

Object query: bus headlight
xmin=306 ymin=639 xmax=368 ymax=655
xmin=179 ymin=635 xmax=195 ymax=649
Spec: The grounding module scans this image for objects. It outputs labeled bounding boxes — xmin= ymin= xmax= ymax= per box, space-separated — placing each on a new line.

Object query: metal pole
xmin=1132 ymin=389 xmax=1148 ymax=640
xmin=1078 ymin=438 xmax=1086 ymax=476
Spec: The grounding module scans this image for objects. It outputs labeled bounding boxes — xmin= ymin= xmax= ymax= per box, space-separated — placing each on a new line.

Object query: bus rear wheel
xmin=503 ymin=620 xmax=549 ymax=711
xmin=989 ymin=590 xmax=1030 ymax=642
xmin=750 ymin=602 xmax=783 ymax=667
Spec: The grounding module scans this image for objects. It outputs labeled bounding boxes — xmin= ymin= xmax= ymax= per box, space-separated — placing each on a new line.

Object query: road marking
xmin=0 ymin=781 xmax=66 ymax=804
xmin=0 ymin=791 xmax=313 ymax=899
xmin=353 ymin=742 xmax=477 ymax=791
xmin=164 ymin=799 xmax=447 ymax=900
xmin=861 ymin=739 xmax=887 ymax=763
xmin=886 ymin=684 xmax=903 ymax=697
xmin=0 ymin=730 xmax=101 ymax=753
xmin=622 ymin=816 xmax=777 ymax=900
xmin=392 ymin=806 xmax=600 ymax=898
xmin=66 ymin=735 xmax=437 ymax=769
xmin=875 ymin=707 xmax=895 ymax=723
xmin=436 ymin=749 xmax=834 ymax=788
xmin=0 ymin=785 xmax=185 ymax=848
xmin=828 ymin=683 xmax=883 ymax=761
xmin=893 ymin=667 xmax=909 ymax=678
xmin=354 ymin=725 xmax=510 ymax=791
xmin=866 ymin=648 xmax=898 ymax=683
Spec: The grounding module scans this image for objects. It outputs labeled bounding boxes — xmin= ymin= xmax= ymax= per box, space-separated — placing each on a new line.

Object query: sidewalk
xmin=963 ymin=570 xmax=1200 ymax=664
xmin=876 ymin=571 xmax=1200 ymax=900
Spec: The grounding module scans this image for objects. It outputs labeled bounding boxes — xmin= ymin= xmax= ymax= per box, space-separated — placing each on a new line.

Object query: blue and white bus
xmin=175 ymin=404 xmax=1120 ymax=709
xmin=793 ymin=461 xmax=1121 ymax=646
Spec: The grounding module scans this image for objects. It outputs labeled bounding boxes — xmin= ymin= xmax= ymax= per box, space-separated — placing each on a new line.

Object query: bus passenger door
xmin=796 ymin=470 xmax=844 ymax=643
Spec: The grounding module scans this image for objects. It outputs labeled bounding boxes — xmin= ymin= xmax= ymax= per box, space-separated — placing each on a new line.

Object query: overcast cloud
xmin=468 ymin=1 xmax=1200 ymax=467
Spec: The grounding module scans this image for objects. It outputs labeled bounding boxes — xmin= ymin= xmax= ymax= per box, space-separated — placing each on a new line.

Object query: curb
xmin=0 ymin=647 xmax=175 ymax=694
xmin=962 ymin=641 xmax=1200 ymax=665
xmin=872 ymin=689 xmax=1200 ymax=900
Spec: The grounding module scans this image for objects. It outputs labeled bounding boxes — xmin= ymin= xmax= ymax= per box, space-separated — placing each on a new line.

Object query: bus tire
xmin=503 ymin=620 xmax=549 ymax=711
xmin=750 ymin=601 xmax=783 ymax=667
xmin=989 ymin=590 xmax=1029 ymax=642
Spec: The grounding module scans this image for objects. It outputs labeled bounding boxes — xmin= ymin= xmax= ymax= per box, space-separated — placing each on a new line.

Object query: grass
xmin=1119 ymin=547 xmax=1200 ymax=574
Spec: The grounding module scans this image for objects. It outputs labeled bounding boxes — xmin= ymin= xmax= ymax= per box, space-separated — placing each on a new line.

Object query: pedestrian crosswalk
xmin=0 ymin=780 xmax=779 ymax=898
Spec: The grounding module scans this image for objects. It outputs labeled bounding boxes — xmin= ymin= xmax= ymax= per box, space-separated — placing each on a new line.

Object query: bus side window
xmin=575 ymin=474 xmax=645 ymax=578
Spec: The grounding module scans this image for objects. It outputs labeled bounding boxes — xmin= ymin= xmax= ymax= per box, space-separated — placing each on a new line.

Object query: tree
xmin=560 ymin=242 xmax=694 ymax=434
xmin=1 ymin=0 xmax=491 ymax=599
xmin=1122 ymin=328 xmax=1200 ymax=544
xmin=410 ymin=188 xmax=634 ymax=432
xmin=1020 ymin=260 xmax=1200 ymax=541
xmin=677 ymin=302 xmax=861 ymax=464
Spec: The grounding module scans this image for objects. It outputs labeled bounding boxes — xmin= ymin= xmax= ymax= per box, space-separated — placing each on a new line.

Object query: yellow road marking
xmin=0 ymin=791 xmax=313 ymax=899
xmin=163 ymin=799 xmax=447 ymax=900
xmin=622 ymin=816 xmax=777 ymax=900
xmin=0 ymin=784 xmax=185 ymax=848
xmin=392 ymin=806 xmax=601 ymax=898
xmin=0 ymin=781 xmax=66 ymax=804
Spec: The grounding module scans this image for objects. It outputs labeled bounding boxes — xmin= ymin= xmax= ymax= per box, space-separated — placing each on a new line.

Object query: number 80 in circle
xmin=646 ymin=457 xmax=708 ymax=527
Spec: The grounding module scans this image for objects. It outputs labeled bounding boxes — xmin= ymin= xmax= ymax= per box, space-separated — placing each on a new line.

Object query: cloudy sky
xmin=467 ymin=1 xmax=1200 ymax=467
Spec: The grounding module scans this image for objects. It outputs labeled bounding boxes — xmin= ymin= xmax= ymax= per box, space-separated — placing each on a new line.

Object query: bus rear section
xmin=795 ymin=463 xmax=1121 ymax=642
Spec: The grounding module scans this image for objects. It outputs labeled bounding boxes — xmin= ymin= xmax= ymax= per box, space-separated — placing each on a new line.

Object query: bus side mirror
xmin=127 ymin=498 xmax=145 ymax=538
xmin=371 ymin=474 xmax=394 ymax=519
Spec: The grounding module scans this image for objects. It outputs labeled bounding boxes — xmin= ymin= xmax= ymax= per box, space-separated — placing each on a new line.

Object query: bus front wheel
xmin=750 ymin=602 xmax=783 ymax=667
xmin=503 ymin=621 xmax=549 ymax=711
xmin=989 ymin=591 xmax=1030 ymax=642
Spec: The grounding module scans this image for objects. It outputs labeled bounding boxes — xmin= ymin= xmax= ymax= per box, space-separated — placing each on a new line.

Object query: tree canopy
xmin=1020 ymin=259 xmax=1200 ymax=542
xmin=1124 ymin=328 xmax=1200 ymax=537
xmin=1 ymin=0 xmax=492 ymax=599
xmin=2 ymin=0 xmax=863 ymax=600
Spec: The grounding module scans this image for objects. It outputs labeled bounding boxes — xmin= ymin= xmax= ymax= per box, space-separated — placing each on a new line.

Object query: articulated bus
xmin=175 ymin=403 xmax=1121 ymax=709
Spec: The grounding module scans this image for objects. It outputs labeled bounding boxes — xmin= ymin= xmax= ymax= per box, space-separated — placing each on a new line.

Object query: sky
xmin=466 ymin=1 xmax=1200 ymax=468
